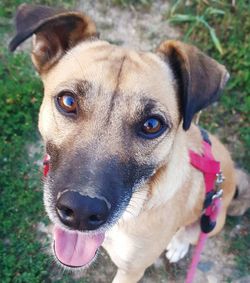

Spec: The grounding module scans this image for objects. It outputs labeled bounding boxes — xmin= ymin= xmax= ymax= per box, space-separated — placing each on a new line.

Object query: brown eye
xmin=140 ymin=117 xmax=166 ymax=139
xmin=142 ymin=118 xmax=161 ymax=133
xmin=57 ymin=92 xmax=77 ymax=114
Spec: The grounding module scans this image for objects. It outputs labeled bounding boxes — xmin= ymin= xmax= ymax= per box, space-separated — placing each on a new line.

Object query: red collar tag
xmin=43 ymin=154 xmax=50 ymax=177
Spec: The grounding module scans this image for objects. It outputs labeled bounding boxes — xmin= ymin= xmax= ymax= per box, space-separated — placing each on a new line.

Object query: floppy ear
xmin=157 ymin=40 xmax=229 ymax=130
xmin=9 ymin=4 xmax=97 ymax=73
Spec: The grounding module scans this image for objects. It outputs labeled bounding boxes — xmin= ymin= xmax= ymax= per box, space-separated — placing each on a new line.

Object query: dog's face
xmin=40 ymin=39 xmax=181 ymax=221
xmin=10 ymin=4 xmax=229 ymax=270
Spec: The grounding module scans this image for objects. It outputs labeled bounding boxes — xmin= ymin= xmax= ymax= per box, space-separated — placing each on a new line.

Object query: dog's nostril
xmin=56 ymin=205 xmax=74 ymax=221
xmin=89 ymin=214 xmax=105 ymax=224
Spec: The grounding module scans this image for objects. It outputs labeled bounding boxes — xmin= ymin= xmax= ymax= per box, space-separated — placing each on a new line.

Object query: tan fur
xmin=10 ymin=5 xmax=244 ymax=283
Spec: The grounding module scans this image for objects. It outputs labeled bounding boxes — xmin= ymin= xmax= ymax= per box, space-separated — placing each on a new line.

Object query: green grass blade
xmin=206 ymin=7 xmax=225 ymax=16
xmin=169 ymin=0 xmax=182 ymax=16
xmin=168 ymin=14 xmax=197 ymax=23
xmin=184 ymin=22 xmax=199 ymax=41
xmin=209 ymin=28 xmax=224 ymax=55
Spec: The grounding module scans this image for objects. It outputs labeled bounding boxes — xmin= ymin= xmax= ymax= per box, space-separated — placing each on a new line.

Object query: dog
xmin=9 ymin=4 xmax=250 ymax=283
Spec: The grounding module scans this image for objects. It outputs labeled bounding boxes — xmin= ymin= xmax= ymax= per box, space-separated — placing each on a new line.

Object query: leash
xmin=186 ymin=130 xmax=224 ymax=283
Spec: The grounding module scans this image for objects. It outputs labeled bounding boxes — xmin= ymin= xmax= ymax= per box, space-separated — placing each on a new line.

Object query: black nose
xmin=56 ymin=191 xmax=110 ymax=231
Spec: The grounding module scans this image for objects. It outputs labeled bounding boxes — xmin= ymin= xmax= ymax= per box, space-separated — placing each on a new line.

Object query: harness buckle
xmin=203 ymin=172 xmax=224 ymax=208
xmin=216 ymin=171 xmax=225 ymax=185
xmin=214 ymin=171 xmax=225 ymax=199
xmin=212 ymin=188 xmax=223 ymax=200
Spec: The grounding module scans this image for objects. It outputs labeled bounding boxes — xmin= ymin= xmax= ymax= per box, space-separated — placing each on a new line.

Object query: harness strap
xmin=185 ymin=130 xmax=223 ymax=283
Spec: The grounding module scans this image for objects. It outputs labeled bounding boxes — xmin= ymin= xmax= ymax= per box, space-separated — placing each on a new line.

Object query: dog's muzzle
xmin=43 ymin=153 xmax=151 ymax=268
xmin=43 ymin=156 xmax=107 ymax=268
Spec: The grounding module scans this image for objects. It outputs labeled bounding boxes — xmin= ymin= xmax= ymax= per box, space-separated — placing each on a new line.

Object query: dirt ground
xmin=35 ymin=1 xmax=249 ymax=282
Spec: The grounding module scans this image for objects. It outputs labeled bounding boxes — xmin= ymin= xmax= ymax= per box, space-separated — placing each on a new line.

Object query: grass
xmin=167 ymin=0 xmax=250 ymax=278
xmin=112 ymin=0 xmax=152 ymax=7
xmin=0 ymin=48 xmax=49 ymax=282
xmin=225 ymin=211 xmax=250 ymax=277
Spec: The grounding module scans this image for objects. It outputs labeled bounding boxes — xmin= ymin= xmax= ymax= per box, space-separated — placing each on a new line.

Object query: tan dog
xmin=10 ymin=4 xmax=249 ymax=283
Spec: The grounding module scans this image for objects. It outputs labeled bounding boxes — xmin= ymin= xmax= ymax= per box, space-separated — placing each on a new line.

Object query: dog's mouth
xmin=53 ymin=225 xmax=105 ymax=268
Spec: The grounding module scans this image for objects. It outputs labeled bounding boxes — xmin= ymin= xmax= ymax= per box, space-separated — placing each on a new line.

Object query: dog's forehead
xmin=42 ymin=40 xmax=176 ymax=103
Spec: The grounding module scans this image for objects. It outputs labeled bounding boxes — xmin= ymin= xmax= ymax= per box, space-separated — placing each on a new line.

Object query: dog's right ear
xmin=9 ymin=4 xmax=97 ymax=73
xmin=157 ymin=40 xmax=229 ymax=130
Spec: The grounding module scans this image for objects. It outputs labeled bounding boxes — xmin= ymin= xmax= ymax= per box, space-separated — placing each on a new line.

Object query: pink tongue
xmin=54 ymin=226 xmax=104 ymax=267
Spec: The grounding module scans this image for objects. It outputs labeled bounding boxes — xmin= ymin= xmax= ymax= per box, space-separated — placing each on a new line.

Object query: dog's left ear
xmin=157 ymin=40 xmax=229 ymax=130
xmin=9 ymin=4 xmax=97 ymax=73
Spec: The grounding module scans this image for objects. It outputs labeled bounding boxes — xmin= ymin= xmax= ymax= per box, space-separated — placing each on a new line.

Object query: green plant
xmin=0 ymin=48 xmax=50 ymax=282
xmin=226 ymin=212 xmax=250 ymax=277
xmin=169 ymin=0 xmax=225 ymax=54
xmin=112 ymin=0 xmax=152 ymax=7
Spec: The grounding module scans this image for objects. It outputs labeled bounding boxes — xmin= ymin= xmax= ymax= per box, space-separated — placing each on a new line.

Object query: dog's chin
xmin=52 ymin=225 xmax=105 ymax=270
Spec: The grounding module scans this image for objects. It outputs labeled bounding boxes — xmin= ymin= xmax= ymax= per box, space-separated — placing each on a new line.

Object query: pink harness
xmin=186 ymin=137 xmax=224 ymax=283
xmin=43 ymin=131 xmax=224 ymax=283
